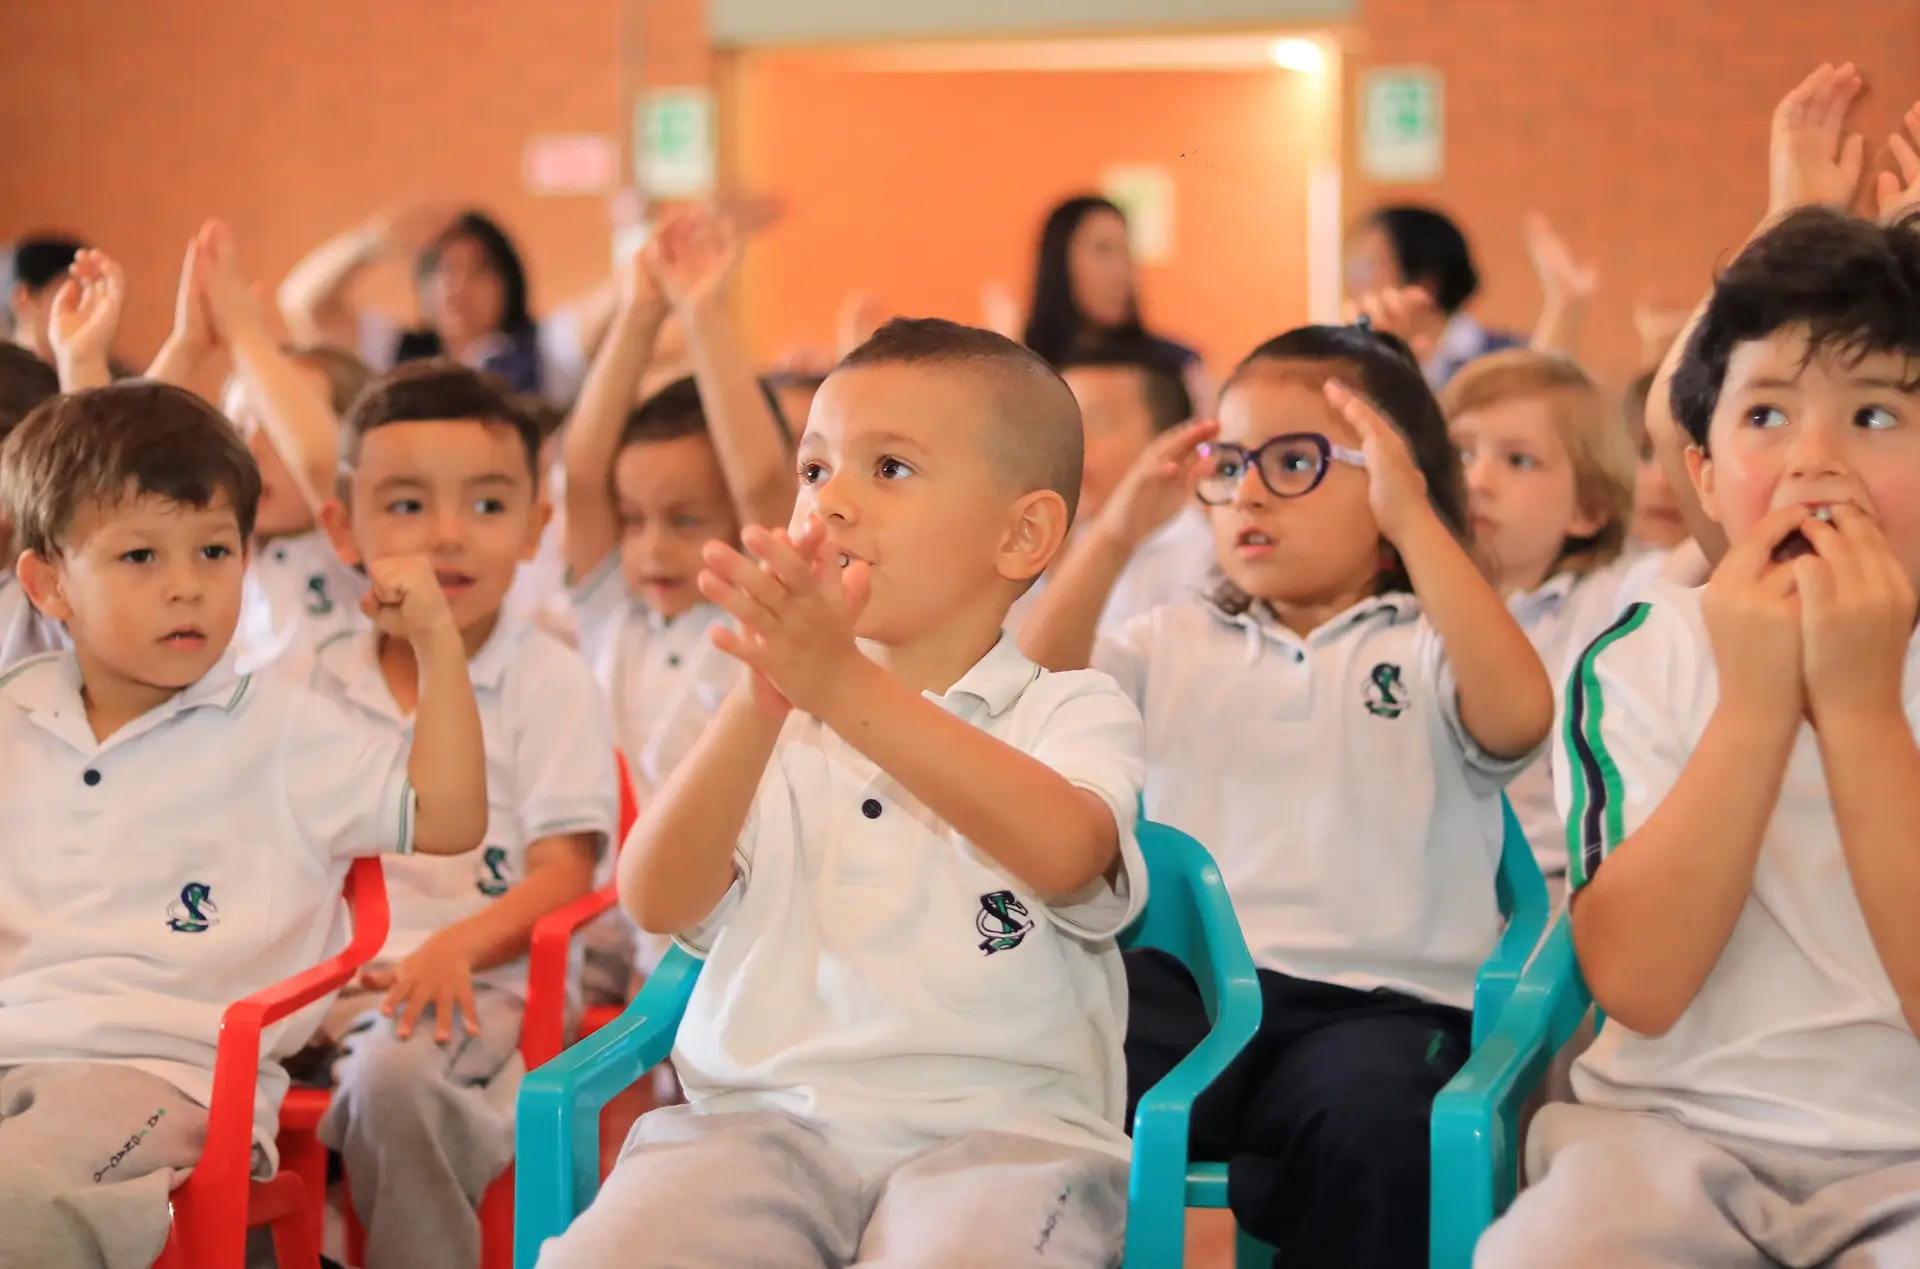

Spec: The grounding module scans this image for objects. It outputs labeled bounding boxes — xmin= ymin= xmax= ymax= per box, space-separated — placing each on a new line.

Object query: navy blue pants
xmin=1124 ymin=949 xmax=1472 ymax=1269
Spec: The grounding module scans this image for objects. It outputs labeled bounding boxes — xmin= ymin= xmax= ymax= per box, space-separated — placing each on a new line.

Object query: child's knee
xmin=333 ymin=1027 xmax=449 ymax=1122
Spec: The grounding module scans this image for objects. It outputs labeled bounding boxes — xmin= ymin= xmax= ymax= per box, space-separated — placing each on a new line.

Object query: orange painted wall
xmin=0 ymin=0 xmax=702 ymax=363
xmin=1355 ymin=0 xmax=1920 ymax=382
xmin=727 ymin=55 xmax=1330 ymax=372
xmin=3 ymin=0 xmax=1918 ymax=391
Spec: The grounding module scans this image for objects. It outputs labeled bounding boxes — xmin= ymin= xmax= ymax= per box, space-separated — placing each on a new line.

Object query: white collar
xmin=312 ymin=618 xmax=526 ymax=722
xmin=0 ymin=650 xmax=252 ymax=753
xmin=930 ymin=632 xmax=1042 ymax=718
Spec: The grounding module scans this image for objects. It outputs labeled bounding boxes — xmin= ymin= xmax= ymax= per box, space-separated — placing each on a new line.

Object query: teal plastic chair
xmin=513 ymin=820 xmax=1262 ymax=1269
xmin=1428 ymin=911 xmax=1588 ymax=1269
xmin=1180 ymin=797 xmax=1547 ymax=1269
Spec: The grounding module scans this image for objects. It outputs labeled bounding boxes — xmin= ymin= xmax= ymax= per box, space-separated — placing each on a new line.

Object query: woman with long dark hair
xmin=280 ymin=201 xmax=615 ymax=404
xmin=1020 ymin=195 xmax=1211 ymax=412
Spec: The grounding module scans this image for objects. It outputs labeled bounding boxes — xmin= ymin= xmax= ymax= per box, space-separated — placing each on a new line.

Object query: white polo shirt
xmin=1007 ymin=507 xmax=1218 ymax=642
xmin=306 ymin=620 xmax=618 ymax=998
xmin=1096 ymin=596 xmax=1535 ymax=1011
xmin=672 ymin=634 xmax=1147 ymax=1176
xmin=0 ymin=651 xmax=415 ymax=1166
xmin=1556 ymin=581 xmax=1920 ymax=1151
xmin=571 ymin=557 xmax=738 ymax=801
xmin=0 ymin=572 xmax=65 ymax=671
xmin=235 ymin=529 xmax=367 ymax=676
xmin=1506 ymin=550 xmax=1669 ymax=877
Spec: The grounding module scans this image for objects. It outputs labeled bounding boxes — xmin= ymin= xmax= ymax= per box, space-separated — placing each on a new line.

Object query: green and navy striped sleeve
xmin=1560 ymin=602 xmax=1658 ymax=889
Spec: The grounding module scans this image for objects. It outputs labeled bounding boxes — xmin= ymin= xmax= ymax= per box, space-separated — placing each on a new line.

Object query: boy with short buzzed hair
xmin=1008 ymin=340 xmax=1213 ymax=640
xmin=0 ymin=342 xmax=63 ymax=669
xmin=0 ymin=381 xmax=486 ymax=1269
xmin=539 ymin=319 xmax=1147 ymax=1269
xmin=1478 ymin=65 xmax=1920 ymax=1269
xmin=305 ymin=358 xmax=618 ymax=1269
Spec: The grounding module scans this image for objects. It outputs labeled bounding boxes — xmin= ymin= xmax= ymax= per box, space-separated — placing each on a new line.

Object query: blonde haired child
xmin=1445 ymin=349 xmax=1679 ymax=890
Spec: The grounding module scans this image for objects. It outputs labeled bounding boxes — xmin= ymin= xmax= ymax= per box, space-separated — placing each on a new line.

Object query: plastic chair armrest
xmin=522 ymin=884 xmax=621 ymax=1068
xmin=1474 ymin=798 xmax=1550 ymax=1046
xmin=1124 ymin=862 xmax=1262 ymax=1269
xmin=515 ymin=945 xmax=701 ymax=1268
xmin=1430 ymin=919 xmax=1588 ymax=1269
xmin=171 ymin=857 xmax=390 ymax=1263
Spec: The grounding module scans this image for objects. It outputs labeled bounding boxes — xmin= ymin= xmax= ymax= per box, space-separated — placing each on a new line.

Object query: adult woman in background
xmin=279 ymin=201 xmax=615 ymax=406
xmin=1017 ymin=194 xmax=1213 ymax=416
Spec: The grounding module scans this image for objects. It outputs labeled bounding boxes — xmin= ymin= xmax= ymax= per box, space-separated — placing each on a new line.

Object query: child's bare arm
xmin=1326 ymin=381 xmax=1552 ymax=758
xmin=562 ymin=253 xmax=668 ymax=584
xmin=1020 ymin=420 xmax=1218 ymax=670
xmin=147 ymin=233 xmax=221 ymax=388
xmin=201 ymin=222 xmax=339 ymax=515
xmin=45 ymin=250 xmax=124 ymax=393
xmin=1571 ymin=505 xmax=1810 ymax=1034
xmin=1525 ymin=213 xmax=1598 ymax=357
xmin=704 ymin=523 xmax=1118 ymax=898
xmin=1796 ymin=507 xmax=1920 ymax=1034
xmin=619 ymin=685 xmax=785 ymax=935
xmin=278 ymin=200 xmax=460 ymax=349
xmin=377 ymin=833 xmax=597 ymax=1042
xmin=359 ymin=556 xmax=487 ymax=856
xmin=649 ymin=209 xmax=795 ymax=530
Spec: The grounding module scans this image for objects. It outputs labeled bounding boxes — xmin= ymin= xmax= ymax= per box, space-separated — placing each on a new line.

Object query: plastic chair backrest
xmin=1472 ymin=795 xmax=1549 ymax=1046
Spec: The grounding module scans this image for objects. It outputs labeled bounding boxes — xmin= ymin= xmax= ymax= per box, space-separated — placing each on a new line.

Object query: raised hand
xmin=1876 ymin=101 xmax=1920 ymax=225
xmin=360 ymin=555 xmax=460 ymax=644
xmin=1525 ymin=212 xmax=1598 ymax=305
xmin=1701 ymin=504 xmax=1814 ymax=725
xmin=1768 ymin=62 xmax=1866 ymax=217
xmin=1092 ymin=419 xmax=1220 ymax=550
xmin=1348 ymin=286 xmax=1446 ymax=363
xmin=197 ymin=220 xmax=269 ymax=341
xmin=643 ymin=207 xmax=740 ymax=314
xmin=46 ymin=249 xmax=125 ymax=389
xmin=1793 ymin=505 xmax=1918 ymax=724
xmin=836 ymin=292 xmax=888 ymax=359
xmin=698 ymin=517 xmax=872 ymax=720
xmin=1322 ymin=379 xmax=1430 ymax=546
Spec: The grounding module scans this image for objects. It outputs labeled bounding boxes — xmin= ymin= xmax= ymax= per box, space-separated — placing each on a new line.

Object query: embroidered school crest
xmin=477 ymin=847 xmax=511 ymax=897
xmin=166 ymin=882 xmax=218 ymax=933
xmin=976 ymin=890 xmax=1034 ymax=955
xmin=305 ymin=575 xmax=334 ymax=617
xmin=1364 ymin=663 xmax=1408 ymax=719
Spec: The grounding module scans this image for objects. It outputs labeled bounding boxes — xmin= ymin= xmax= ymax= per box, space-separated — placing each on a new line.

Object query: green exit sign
xmin=1361 ymin=67 xmax=1443 ymax=182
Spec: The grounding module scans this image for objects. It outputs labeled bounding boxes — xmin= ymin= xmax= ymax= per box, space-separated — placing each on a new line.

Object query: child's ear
xmin=997 ymin=490 xmax=1071 ymax=585
xmin=1683 ymin=445 xmax=1723 ymax=526
xmin=318 ymin=497 xmax=362 ymax=568
xmin=1565 ymin=500 xmax=1605 ymax=540
xmin=16 ymin=550 xmax=72 ymax=623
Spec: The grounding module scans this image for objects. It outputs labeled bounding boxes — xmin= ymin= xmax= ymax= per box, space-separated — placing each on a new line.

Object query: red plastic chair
xmin=154 ymin=855 xmax=390 ymax=1269
xmin=295 ymin=753 xmax=638 ymax=1269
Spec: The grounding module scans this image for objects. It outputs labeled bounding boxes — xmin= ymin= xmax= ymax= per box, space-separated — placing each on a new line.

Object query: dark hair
xmin=0 ymin=382 xmax=261 ymax=557
xmin=1219 ymin=323 xmax=1467 ymax=601
xmin=10 ymin=235 xmax=86 ymax=294
xmin=1022 ymin=195 xmax=1146 ymax=367
xmin=618 ymin=375 xmax=709 ymax=450
xmin=0 ymin=345 xmax=60 ymax=439
xmin=1057 ymin=339 xmax=1194 ymax=434
xmin=1367 ymin=206 xmax=1480 ymax=315
xmin=340 ymin=359 xmax=543 ymax=480
xmin=1672 ymin=207 xmax=1920 ymax=450
xmin=841 ymin=317 xmax=1085 ymax=522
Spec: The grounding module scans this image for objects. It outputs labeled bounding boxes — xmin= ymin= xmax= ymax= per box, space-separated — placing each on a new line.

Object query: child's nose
xmin=810 ymin=471 xmax=858 ymax=523
xmin=1230 ymin=464 xmax=1268 ymax=510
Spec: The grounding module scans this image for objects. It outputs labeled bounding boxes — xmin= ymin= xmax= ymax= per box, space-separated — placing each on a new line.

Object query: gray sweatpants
xmin=1476 ymin=1103 xmax=1920 ymax=1268
xmin=534 ymin=1106 xmax=1129 ymax=1269
xmin=0 ymin=1063 xmax=208 ymax=1269
xmin=316 ymin=985 xmax=525 ymax=1269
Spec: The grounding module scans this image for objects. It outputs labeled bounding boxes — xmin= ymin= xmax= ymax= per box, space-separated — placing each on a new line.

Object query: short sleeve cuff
xmin=1041 ymin=780 xmax=1146 ymax=941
